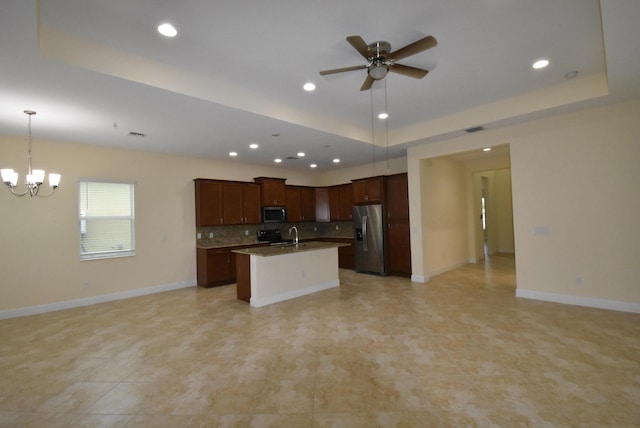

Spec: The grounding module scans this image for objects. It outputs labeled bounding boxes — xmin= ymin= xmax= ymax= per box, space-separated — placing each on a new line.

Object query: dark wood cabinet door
xmin=255 ymin=177 xmax=286 ymax=206
xmin=195 ymin=180 xmax=223 ymax=226
xmin=353 ymin=177 xmax=384 ymax=204
xmin=243 ymin=183 xmax=262 ymax=224
xmin=197 ymin=248 xmax=232 ymax=287
xmin=352 ymin=180 xmax=367 ymax=204
xmin=300 ymin=187 xmax=316 ymax=222
xmin=285 ymin=186 xmax=301 ymax=221
xmin=386 ymin=173 xmax=409 ymax=221
xmin=208 ymin=249 xmax=233 ymax=284
xmin=339 ymin=184 xmax=354 ymax=220
xmin=222 ymin=182 xmax=244 ymax=224
xmin=328 ymin=186 xmax=341 ymax=221
xmin=387 ymin=222 xmax=411 ymax=277
xmin=315 ymin=187 xmax=330 ymax=222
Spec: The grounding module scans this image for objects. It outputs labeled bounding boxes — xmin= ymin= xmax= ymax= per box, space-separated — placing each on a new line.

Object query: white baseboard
xmin=250 ymin=280 xmax=339 ymax=308
xmin=0 ymin=280 xmax=197 ymax=320
xmin=411 ymin=274 xmax=428 ymax=283
xmin=516 ymin=288 xmax=640 ymax=314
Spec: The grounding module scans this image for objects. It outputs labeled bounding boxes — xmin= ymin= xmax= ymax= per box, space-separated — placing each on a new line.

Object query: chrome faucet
xmin=288 ymin=226 xmax=299 ymax=245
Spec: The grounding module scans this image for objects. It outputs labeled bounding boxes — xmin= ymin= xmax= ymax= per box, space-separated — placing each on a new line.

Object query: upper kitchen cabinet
xmin=222 ymin=181 xmax=261 ymax=225
xmin=285 ymin=185 xmax=316 ymax=222
xmin=315 ymin=187 xmax=330 ymax=222
xmin=194 ymin=179 xmax=223 ymax=226
xmin=329 ymin=183 xmax=354 ymax=221
xmin=352 ymin=176 xmax=385 ymax=204
xmin=254 ymin=177 xmax=286 ymax=206
xmin=300 ymin=186 xmax=316 ymax=222
xmin=385 ymin=173 xmax=409 ymax=221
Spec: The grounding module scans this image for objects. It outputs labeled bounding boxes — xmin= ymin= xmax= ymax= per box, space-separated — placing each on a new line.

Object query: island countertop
xmin=232 ymin=241 xmax=349 ymax=257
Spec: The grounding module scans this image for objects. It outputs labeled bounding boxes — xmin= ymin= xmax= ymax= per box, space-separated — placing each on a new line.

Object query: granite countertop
xmin=197 ymin=235 xmax=353 ymax=250
xmin=231 ymin=241 xmax=350 ymax=257
xmin=196 ymin=241 xmax=263 ymax=250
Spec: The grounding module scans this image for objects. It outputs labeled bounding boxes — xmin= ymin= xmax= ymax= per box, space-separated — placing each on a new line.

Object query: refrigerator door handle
xmin=362 ymin=215 xmax=368 ymax=252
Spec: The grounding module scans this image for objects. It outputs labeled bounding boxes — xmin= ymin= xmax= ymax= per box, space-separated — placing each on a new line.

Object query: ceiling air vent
xmin=464 ymin=126 xmax=485 ymax=133
xmin=128 ymin=131 xmax=146 ymax=137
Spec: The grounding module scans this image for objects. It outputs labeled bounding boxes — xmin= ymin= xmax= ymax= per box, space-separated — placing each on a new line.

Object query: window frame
xmin=78 ymin=179 xmax=136 ymax=261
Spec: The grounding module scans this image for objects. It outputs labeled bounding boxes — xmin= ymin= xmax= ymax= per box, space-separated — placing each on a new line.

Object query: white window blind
xmin=79 ymin=180 xmax=135 ymax=260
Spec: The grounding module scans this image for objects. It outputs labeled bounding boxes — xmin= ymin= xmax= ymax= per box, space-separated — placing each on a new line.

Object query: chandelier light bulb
xmin=1 ymin=110 xmax=61 ymax=197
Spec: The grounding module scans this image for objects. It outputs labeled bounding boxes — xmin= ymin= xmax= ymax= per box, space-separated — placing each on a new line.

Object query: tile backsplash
xmin=196 ymin=221 xmax=353 ymax=248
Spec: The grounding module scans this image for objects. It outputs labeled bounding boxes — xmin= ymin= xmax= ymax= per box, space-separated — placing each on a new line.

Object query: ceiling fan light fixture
xmin=368 ymin=61 xmax=388 ymax=80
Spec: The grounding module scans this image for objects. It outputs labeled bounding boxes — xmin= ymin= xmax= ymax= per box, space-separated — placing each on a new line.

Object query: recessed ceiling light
xmin=297 ymin=152 xmax=306 ymax=157
xmin=303 ymin=82 xmax=316 ymax=91
xmin=274 ymin=158 xmax=282 ymax=163
xmin=229 ymin=151 xmax=238 ymax=157
xmin=157 ymin=23 xmax=177 ymax=37
xmin=378 ymin=112 xmax=389 ymax=120
xmin=333 ymin=158 xmax=340 ymax=163
xmin=249 ymin=143 xmax=259 ymax=149
xmin=483 ymin=147 xmax=492 ymax=152
xmin=532 ymin=59 xmax=549 ymax=69
xmin=310 ymin=164 xmax=317 ymax=168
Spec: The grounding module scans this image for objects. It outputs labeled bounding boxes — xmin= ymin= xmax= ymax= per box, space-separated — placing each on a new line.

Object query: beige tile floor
xmin=1 ymin=254 xmax=639 ymax=427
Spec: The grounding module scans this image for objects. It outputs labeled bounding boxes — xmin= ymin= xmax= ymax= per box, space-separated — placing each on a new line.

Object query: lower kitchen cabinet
xmin=387 ymin=222 xmax=411 ymax=277
xmin=197 ymin=244 xmax=266 ymax=287
xmin=314 ymin=237 xmax=354 ymax=269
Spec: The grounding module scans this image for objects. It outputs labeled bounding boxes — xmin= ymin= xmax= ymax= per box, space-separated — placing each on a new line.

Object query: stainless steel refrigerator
xmin=353 ymin=204 xmax=386 ymax=275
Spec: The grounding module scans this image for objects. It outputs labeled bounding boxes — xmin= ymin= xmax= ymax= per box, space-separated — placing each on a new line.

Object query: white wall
xmin=408 ymin=99 xmax=640 ymax=312
xmin=0 ymin=138 xmax=324 ymax=314
xmin=418 ymin=157 xmax=468 ymax=280
xmin=494 ymin=169 xmax=514 ymax=254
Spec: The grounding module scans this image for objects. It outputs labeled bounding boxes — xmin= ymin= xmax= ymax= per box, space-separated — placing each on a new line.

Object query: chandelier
xmin=1 ymin=110 xmax=61 ymax=197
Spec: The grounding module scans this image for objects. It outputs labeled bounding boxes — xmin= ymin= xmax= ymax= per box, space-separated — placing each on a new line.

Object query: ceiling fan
xmin=319 ymin=35 xmax=437 ymax=91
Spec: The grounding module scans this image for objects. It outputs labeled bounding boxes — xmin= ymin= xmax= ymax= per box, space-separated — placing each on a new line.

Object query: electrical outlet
xmin=245 ymin=230 xmax=249 ymax=236
xmin=197 ymin=233 xmax=202 ymax=239
xmin=209 ymin=232 xmax=214 ymax=238
xmin=314 ymin=226 xmax=318 ymax=232
xmin=335 ymin=225 xmax=339 ymax=230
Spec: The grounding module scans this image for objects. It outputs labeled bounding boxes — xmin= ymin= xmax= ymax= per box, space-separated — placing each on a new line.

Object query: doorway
xmin=472 ymin=168 xmax=514 ymax=262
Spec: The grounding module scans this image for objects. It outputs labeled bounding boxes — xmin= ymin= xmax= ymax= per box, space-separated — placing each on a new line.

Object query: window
xmin=79 ymin=180 xmax=135 ymax=260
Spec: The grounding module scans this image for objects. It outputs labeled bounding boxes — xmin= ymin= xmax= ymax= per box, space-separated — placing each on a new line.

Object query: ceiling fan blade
xmin=346 ymin=35 xmax=370 ymax=59
xmin=389 ymin=63 xmax=429 ymax=79
xmin=360 ymin=75 xmax=375 ymax=91
xmin=388 ymin=35 xmax=437 ymax=61
xmin=319 ymin=65 xmax=367 ymax=76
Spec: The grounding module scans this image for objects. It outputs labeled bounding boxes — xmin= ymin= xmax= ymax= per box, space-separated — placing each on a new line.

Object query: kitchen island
xmin=232 ymin=241 xmax=349 ymax=307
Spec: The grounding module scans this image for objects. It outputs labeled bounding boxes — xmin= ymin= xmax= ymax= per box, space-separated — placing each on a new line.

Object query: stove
xmin=257 ymin=229 xmax=294 ymax=246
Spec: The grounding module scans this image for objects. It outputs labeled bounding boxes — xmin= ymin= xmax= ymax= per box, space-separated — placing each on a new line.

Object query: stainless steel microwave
xmin=262 ymin=206 xmax=287 ymax=223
